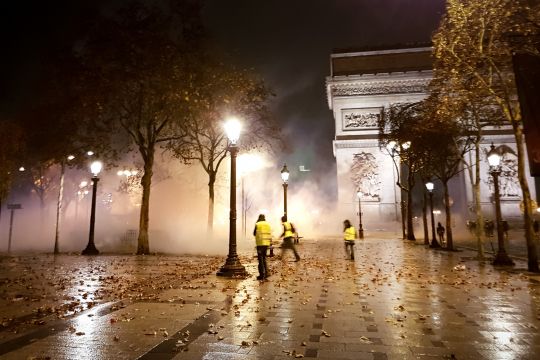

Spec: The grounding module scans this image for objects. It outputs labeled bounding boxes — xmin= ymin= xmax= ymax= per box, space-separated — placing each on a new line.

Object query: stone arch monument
xmin=326 ymin=45 xmax=536 ymax=231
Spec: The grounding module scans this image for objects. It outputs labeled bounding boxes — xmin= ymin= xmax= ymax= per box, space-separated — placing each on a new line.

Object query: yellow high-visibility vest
xmin=282 ymin=221 xmax=294 ymax=238
xmin=255 ymin=221 xmax=272 ymax=246
xmin=344 ymin=226 xmax=356 ymax=241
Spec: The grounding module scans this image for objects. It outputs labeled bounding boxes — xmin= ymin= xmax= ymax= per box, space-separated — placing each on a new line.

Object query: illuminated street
xmin=1 ymin=0 xmax=539 ymax=358
xmin=1 ymin=236 xmax=539 ymax=359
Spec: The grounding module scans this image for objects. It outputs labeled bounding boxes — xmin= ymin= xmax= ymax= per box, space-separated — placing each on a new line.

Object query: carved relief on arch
xmin=342 ymin=108 xmax=382 ymax=131
xmin=350 ymin=151 xmax=381 ymax=200
xmin=331 ymin=78 xmax=430 ymax=97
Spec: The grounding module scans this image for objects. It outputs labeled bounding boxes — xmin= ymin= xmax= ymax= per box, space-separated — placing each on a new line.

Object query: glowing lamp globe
xmin=224 ymin=118 xmax=242 ymax=144
xmin=487 ymin=144 xmax=500 ymax=167
xmin=90 ymin=161 xmax=103 ymax=176
xmin=280 ymin=164 xmax=290 ymax=183
xmin=425 ymin=182 xmax=434 ymax=192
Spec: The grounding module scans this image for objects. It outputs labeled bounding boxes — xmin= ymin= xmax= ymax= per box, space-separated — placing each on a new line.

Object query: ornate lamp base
xmin=81 ymin=244 xmax=99 ymax=255
xmin=217 ymin=256 xmax=248 ymax=277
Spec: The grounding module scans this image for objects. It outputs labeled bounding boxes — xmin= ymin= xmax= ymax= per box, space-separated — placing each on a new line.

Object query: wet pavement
xmin=1 ymin=235 xmax=540 ymax=359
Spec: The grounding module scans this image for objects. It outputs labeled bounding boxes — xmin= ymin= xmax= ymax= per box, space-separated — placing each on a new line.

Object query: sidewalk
xmin=1 ymin=236 xmax=540 ymax=359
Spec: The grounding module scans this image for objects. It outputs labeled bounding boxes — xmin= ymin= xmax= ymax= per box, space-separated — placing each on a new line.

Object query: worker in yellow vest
xmin=343 ymin=219 xmax=356 ymax=260
xmin=280 ymin=216 xmax=300 ymax=262
xmin=253 ymin=214 xmax=272 ymax=280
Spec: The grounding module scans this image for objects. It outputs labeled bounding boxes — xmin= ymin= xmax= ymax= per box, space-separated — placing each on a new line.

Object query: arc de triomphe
xmin=326 ymin=46 xmax=536 ymax=232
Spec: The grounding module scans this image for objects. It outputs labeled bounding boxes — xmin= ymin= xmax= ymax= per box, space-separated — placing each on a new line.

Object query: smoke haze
xmin=1 ymin=150 xmax=345 ymax=255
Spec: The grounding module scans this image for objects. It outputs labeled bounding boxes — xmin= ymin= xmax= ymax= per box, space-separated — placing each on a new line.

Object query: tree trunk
xmin=137 ymin=151 xmax=154 ymax=255
xmin=422 ymin=191 xmax=429 ymax=245
xmin=406 ymin=171 xmax=416 ymax=241
xmin=207 ymin=171 xmax=216 ymax=239
xmin=39 ymin=187 xmax=46 ymax=245
xmin=472 ymin=143 xmax=486 ymax=259
xmin=513 ymin=126 xmax=539 ymax=272
xmin=54 ymin=162 xmax=65 ymax=254
xmin=400 ymin=199 xmax=406 ymax=239
xmin=443 ymin=181 xmax=454 ymax=250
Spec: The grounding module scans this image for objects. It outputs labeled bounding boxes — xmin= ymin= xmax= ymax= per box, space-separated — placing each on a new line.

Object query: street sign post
xmin=7 ymin=204 xmax=22 ymax=253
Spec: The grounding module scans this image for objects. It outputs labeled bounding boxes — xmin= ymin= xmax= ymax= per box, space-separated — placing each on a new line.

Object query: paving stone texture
xmin=1 ymin=235 xmax=540 ymax=359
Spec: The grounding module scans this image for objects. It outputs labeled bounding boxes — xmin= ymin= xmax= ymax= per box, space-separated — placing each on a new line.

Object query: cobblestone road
xmin=1 ymin=236 xmax=540 ymax=359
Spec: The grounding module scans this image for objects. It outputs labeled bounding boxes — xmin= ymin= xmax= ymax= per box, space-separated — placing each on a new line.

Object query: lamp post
xmin=488 ymin=144 xmax=514 ymax=266
xmin=356 ymin=191 xmax=365 ymax=239
xmin=281 ymin=164 xmax=289 ymax=217
xmin=425 ymin=182 xmax=440 ymax=248
xmin=217 ymin=118 xmax=247 ymax=277
xmin=82 ymin=160 xmax=102 ymax=255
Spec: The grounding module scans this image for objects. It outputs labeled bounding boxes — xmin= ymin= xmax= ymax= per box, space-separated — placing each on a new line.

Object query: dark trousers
xmin=281 ymin=237 xmax=300 ymax=261
xmin=257 ymin=246 xmax=269 ymax=278
xmin=344 ymin=241 xmax=355 ymax=260
xmin=437 ymin=233 xmax=445 ymax=246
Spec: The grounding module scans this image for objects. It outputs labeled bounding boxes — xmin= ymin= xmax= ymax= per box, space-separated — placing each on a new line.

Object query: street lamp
xmin=487 ymin=144 xmax=514 ymax=266
xmin=356 ymin=191 xmax=364 ymax=239
xmin=425 ymin=181 xmax=440 ymax=248
xmin=281 ymin=164 xmax=289 ymax=217
xmin=82 ymin=160 xmax=102 ymax=255
xmin=217 ymin=118 xmax=247 ymax=277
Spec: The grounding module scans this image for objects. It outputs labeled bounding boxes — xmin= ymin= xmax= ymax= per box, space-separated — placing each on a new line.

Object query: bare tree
xmin=169 ymin=59 xmax=281 ymax=236
xmin=427 ymin=75 xmax=504 ymax=258
xmin=379 ymin=103 xmax=427 ymax=241
xmin=81 ymin=2 xmax=202 ymax=254
xmin=418 ymin=113 xmax=473 ymax=250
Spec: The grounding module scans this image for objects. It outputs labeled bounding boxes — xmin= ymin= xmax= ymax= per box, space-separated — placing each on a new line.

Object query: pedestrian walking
xmin=280 ymin=216 xmax=300 ymax=261
xmin=343 ymin=219 xmax=356 ymax=260
xmin=253 ymin=214 xmax=272 ymax=280
xmin=484 ymin=220 xmax=494 ymax=237
xmin=437 ymin=222 xmax=445 ymax=246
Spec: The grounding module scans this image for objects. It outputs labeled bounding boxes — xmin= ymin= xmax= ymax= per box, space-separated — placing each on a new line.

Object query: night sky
xmin=203 ymin=0 xmax=445 ymax=173
xmin=1 ymin=0 xmax=446 ymax=193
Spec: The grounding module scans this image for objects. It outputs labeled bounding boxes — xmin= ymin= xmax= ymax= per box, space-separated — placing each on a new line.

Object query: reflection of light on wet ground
xmin=228 ymin=283 xmax=255 ymax=346
xmin=71 ymin=306 xmax=102 ymax=335
xmin=56 ymin=310 xmax=103 ymax=359
xmin=430 ymin=312 xmax=442 ymax=327
xmin=60 ymin=339 xmax=104 ymax=360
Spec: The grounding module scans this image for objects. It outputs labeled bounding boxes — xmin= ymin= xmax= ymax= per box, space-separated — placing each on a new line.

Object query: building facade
xmin=326 ymin=46 xmax=536 ymax=232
